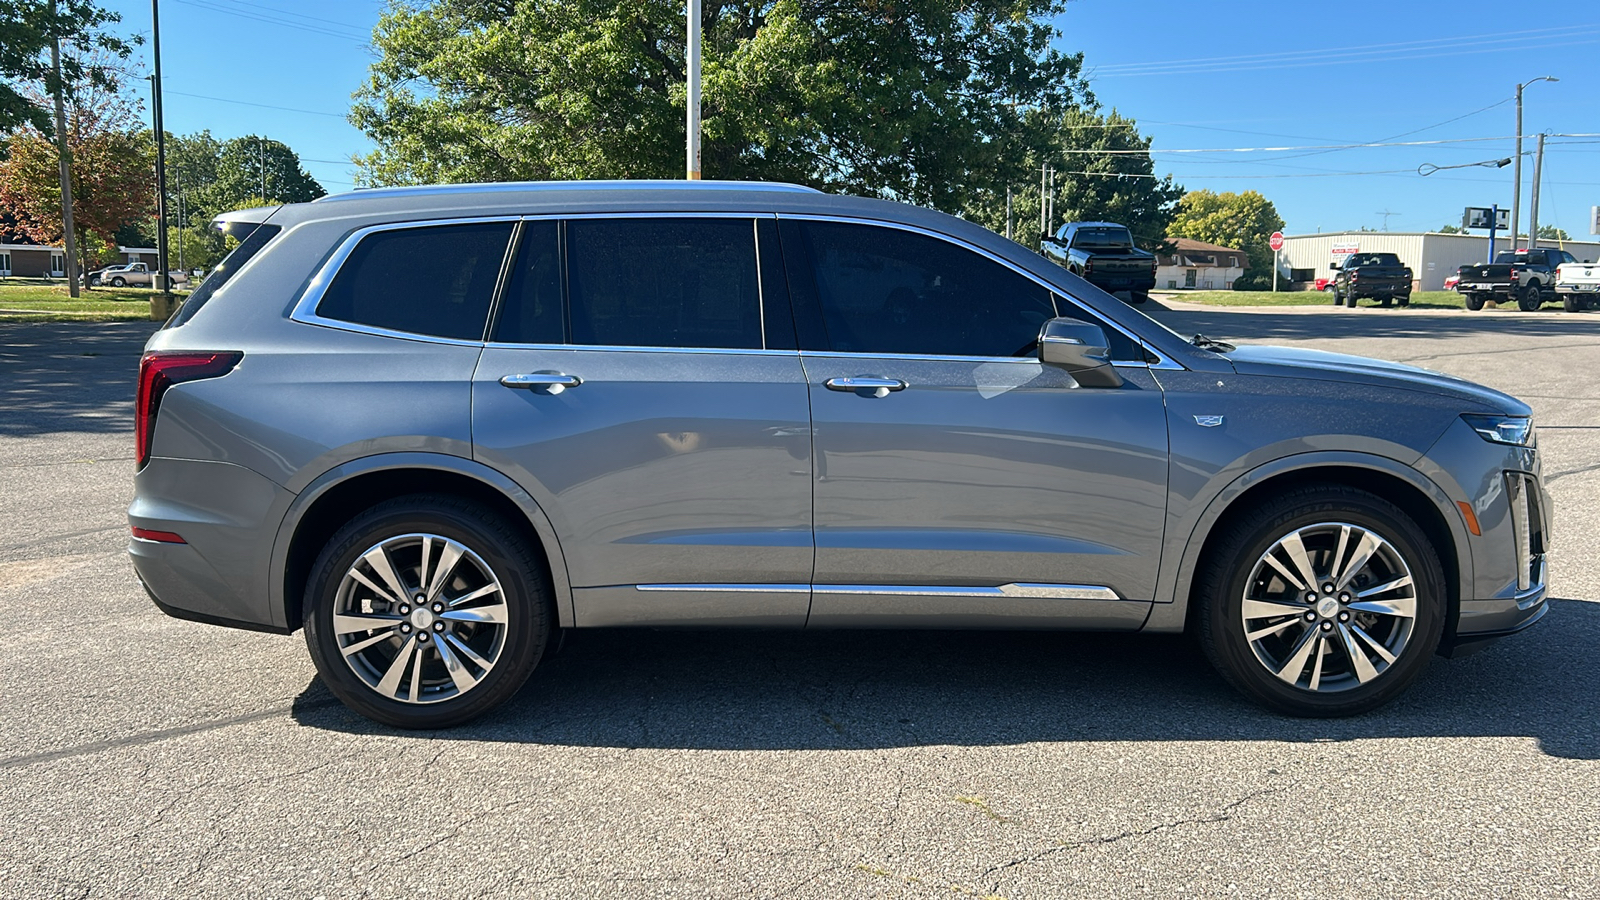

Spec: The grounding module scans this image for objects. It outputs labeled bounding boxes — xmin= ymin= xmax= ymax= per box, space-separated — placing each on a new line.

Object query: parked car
xmin=1316 ymin=276 xmax=1337 ymax=293
xmin=1456 ymin=248 xmax=1579 ymax=311
xmin=87 ymin=262 xmax=189 ymax=288
xmin=1330 ymin=252 xmax=1413 ymax=307
xmin=1443 ymin=274 xmax=1460 ymax=292
xmin=1554 ymin=257 xmax=1600 ymax=312
xmin=131 ymin=182 xmax=1550 ymax=728
xmin=1040 ymin=222 xmax=1157 ymax=303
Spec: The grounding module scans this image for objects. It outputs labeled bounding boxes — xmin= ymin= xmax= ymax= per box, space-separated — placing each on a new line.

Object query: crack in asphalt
xmin=980 ymin=787 xmax=1280 ymax=891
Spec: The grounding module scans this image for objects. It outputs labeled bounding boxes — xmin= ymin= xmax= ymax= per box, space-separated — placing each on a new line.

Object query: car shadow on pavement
xmin=292 ymin=598 xmax=1598 ymax=760
xmin=0 ymin=321 xmax=160 ymax=437
xmin=1143 ymin=305 xmax=1600 ymax=345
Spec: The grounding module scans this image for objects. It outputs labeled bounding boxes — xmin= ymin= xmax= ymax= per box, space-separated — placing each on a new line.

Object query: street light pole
xmin=49 ymin=32 xmax=79 ymax=298
xmin=685 ymin=0 xmax=701 ymax=180
xmin=1511 ymin=76 xmax=1558 ymax=251
xmin=1528 ymin=132 xmax=1546 ymax=251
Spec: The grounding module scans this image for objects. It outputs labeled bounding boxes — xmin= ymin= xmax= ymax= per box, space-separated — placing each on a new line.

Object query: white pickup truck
xmin=86 ymin=262 xmax=189 ymax=288
xmin=1555 ymin=258 xmax=1600 ymax=312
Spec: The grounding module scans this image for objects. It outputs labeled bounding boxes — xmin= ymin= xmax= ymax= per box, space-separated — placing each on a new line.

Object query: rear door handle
xmin=500 ymin=373 xmax=583 ymax=394
xmin=824 ymin=376 xmax=907 ymax=398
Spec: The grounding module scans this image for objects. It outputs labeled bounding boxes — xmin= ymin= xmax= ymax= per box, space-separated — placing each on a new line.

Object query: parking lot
xmin=2 ymin=302 xmax=1597 ymax=899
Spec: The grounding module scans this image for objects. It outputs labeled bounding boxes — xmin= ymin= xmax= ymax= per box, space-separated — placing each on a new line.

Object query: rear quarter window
xmin=314 ymin=222 xmax=514 ymax=341
xmin=166 ymin=222 xmax=281 ymax=328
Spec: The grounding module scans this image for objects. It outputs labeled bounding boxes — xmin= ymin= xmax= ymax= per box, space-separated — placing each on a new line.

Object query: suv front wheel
xmin=1196 ymin=485 xmax=1445 ymax=717
xmin=302 ymin=494 xmax=552 ymax=728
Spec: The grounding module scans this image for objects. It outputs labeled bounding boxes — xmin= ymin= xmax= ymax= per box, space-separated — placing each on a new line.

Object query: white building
xmin=1156 ymin=238 xmax=1247 ymax=291
xmin=1277 ymin=231 xmax=1600 ymax=292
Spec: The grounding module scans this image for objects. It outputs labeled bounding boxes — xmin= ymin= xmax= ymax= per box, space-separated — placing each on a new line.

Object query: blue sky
xmin=105 ymin=0 xmax=1599 ymax=238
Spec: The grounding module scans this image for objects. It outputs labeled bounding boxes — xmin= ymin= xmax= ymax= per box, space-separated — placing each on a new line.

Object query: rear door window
xmin=564 ymin=217 xmax=763 ymax=350
xmin=316 ymin=221 xmax=513 ymax=341
xmin=489 ymin=220 xmax=563 ymax=345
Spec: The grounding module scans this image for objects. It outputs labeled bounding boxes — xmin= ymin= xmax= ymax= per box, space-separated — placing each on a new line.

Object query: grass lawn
xmin=1167 ymin=290 xmax=1487 ymax=310
xmin=0 ymin=279 xmax=186 ymax=322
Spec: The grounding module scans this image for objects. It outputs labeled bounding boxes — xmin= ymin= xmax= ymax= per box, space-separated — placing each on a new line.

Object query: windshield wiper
xmin=1190 ymin=333 xmax=1236 ymax=353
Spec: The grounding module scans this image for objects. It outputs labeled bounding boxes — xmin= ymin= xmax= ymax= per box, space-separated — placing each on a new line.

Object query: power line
xmin=170 ymin=0 xmax=369 ymax=44
xmin=165 ymin=89 xmax=348 ymax=118
xmin=1055 ymin=135 xmax=1518 ymax=155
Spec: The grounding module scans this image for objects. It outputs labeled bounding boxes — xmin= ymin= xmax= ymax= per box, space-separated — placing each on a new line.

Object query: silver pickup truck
xmin=1555 ymin=259 xmax=1600 ymax=312
xmin=87 ymin=262 xmax=189 ymax=288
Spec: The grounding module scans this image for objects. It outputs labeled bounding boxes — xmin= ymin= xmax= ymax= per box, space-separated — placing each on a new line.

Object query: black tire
xmin=1380 ymin=296 xmax=1392 ymax=308
xmin=1518 ymin=283 xmax=1542 ymax=312
xmin=1564 ymin=293 xmax=1582 ymax=313
xmin=1128 ymin=289 xmax=1149 ymax=304
xmin=1327 ymin=288 xmax=1341 ymax=305
xmin=1345 ymin=291 xmax=1359 ymax=308
xmin=1396 ymin=294 xmax=1410 ymax=307
xmin=1195 ymin=484 xmax=1446 ymax=717
xmin=110 ymin=276 xmax=125 ymax=287
xmin=1464 ymin=293 xmax=1486 ymax=311
xmin=302 ymin=493 xmax=552 ymax=728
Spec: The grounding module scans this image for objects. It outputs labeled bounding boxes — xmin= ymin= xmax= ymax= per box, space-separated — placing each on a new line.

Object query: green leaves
xmin=1168 ymin=190 xmax=1287 ymax=290
xmin=351 ymin=0 xmax=1086 ymax=212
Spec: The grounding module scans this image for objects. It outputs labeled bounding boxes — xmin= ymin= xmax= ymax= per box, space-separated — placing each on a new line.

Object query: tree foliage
xmin=0 ymin=0 xmax=138 ymax=134
xmin=1168 ymin=189 xmax=1285 ymax=290
xmin=1538 ymin=225 xmax=1569 ymax=241
xmin=1436 ymin=224 xmax=1464 ymax=234
xmin=0 ymin=67 xmax=152 ymax=277
xmin=964 ymin=107 xmax=1182 ymax=251
xmin=352 ymin=0 xmax=1087 ymax=212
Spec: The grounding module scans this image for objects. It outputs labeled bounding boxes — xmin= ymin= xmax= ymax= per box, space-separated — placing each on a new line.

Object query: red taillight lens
xmin=131 ymin=526 xmax=186 ymax=543
xmin=136 ymin=351 xmax=242 ymax=469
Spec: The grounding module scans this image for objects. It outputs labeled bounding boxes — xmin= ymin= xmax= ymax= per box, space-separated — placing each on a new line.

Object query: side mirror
xmin=1329 ymin=263 xmax=1340 ymax=271
xmin=1038 ymin=318 xmax=1123 ymax=388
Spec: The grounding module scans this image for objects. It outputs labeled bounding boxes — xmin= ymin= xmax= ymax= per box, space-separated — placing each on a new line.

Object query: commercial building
xmin=0 ymin=243 xmax=66 ymax=278
xmin=1277 ymin=231 xmax=1600 ymax=292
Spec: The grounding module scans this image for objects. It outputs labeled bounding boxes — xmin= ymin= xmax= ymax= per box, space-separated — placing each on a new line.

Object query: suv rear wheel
xmin=303 ymin=494 xmax=552 ymax=728
xmin=1196 ymin=485 xmax=1445 ymax=717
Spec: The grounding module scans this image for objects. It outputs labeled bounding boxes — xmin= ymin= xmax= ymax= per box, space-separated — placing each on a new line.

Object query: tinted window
xmin=490 ymin=220 xmax=563 ymax=344
xmin=316 ymin=222 xmax=513 ymax=340
xmin=565 ymin=217 xmax=762 ymax=350
xmin=797 ymin=221 xmax=1057 ymax=358
xmin=166 ymin=222 xmax=281 ymax=328
xmin=1070 ymin=226 xmax=1133 ymax=249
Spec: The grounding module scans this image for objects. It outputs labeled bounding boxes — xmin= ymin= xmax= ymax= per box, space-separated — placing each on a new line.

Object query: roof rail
xmin=313 ymin=179 xmax=823 ymax=203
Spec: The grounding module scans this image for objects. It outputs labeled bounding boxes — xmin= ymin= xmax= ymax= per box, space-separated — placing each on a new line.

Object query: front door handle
xmin=824 ymin=376 xmax=908 ymax=398
xmin=500 ymin=372 xmax=583 ymax=394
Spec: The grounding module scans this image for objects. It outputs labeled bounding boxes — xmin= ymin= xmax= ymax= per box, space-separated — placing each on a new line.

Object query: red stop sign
xmin=1269 ymin=232 xmax=1285 ymax=251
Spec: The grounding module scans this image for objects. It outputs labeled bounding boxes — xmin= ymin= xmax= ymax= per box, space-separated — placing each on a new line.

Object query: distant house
xmin=118 ymin=246 xmax=159 ymax=265
xmin=0 ymin=241 xmax=67 ymax=278
xmin=1156 ymin=238 xmax=1247 ymax=290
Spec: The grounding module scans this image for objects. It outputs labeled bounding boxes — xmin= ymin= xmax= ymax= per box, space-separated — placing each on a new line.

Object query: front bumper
xmin=1440 ymin=469 xmax=1551 ymax=657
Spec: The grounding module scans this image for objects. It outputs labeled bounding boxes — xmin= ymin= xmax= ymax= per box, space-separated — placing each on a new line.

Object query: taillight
xmin=136 ymin=351 xmax=242 ymax=469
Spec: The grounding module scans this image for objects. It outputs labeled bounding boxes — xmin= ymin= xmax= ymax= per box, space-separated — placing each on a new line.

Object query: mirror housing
xmin=1329 ymin=263 xmax=1340 ymax=271
xmin=1038 ymin=318 xmax=1123 ymax=388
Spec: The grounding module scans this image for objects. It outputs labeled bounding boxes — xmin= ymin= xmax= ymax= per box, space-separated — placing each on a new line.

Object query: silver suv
xmin=129 ymin=181 xmax=1550 ymax=728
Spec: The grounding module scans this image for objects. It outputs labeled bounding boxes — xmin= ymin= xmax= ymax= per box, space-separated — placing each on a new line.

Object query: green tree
xmin=1168 ymin=189 xmax=1286 ymax=290
xmin=1538 ymin=225 xmax=1570 ymax=241
xmin=0 ymin=70 xmax=152 ymax=282
xmin=1437 ymin=224 xmax=1465 ymax=234
xmin=210 ymin=135 xmax=325 ymax=210
xmin=966 ymin=108 xmax=1182 ymax=251
xmin=0 ymin=0 xmax=137 ymax=134
xmin=351 ymin=0 xmax=1086 ymax=212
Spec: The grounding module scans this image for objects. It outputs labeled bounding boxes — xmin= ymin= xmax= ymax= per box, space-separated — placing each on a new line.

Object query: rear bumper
xmin=1086 ymin=274 xmax=1156 ymax=293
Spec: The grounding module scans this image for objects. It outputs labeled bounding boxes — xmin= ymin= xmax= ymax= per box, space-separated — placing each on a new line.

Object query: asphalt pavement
xmin=2 ymin=305 xmax=1596 ymax=899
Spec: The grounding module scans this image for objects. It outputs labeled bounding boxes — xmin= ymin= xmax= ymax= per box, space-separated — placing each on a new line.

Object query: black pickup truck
xmin=1456 ymin=247 xmax=1581 ymax=311
xmin=1330 ymin=252 xmax=1413 ymax=308
xmin=1041 ymin=222 xmax=1157 ymax=303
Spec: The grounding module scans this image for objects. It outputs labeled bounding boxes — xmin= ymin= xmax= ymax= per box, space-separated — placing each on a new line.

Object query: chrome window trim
xmin=636 ymin=583 xmax=811 ymax=593
xmin=812 ymin=583 xmax=1122 ymax=601
xmin=289 ymin=215 xmax=523 ymax=345
xmin=801 ymin=350 xmax=1041 ymax=365
xmin=483 ymin=342 xmax=799 ymax=357
xmin=776 ymin=213 xmax=1184 ymax=371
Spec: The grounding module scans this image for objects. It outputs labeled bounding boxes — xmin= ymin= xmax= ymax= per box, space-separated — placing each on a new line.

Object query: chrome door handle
xmin=824 ymin=376 xmax=907 ymax=398
xmin=500 ymin=372 xmax=583 ymax=394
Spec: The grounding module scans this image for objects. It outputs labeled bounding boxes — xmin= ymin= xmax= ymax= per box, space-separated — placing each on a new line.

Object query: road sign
xmin=1269 ymin=232 xmax=1284 ymax=251
xmin=1591 ymin=205 xmax=1599 ymax=235
xmin=1463 ymin=206 xmax=1509 ymax=230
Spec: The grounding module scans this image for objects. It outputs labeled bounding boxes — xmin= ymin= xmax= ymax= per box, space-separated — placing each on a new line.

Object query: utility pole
xmin=1039 ymin=163 xmax=1047 ymax=242
xmin=50 ymin=31 xmax=80 ymax=298
xmin=1005 ymin=187 xmax=1012 ymax=241
xmin=1528 ymin=133 xmax=1545 ymax=250
xmin=259 ymin=137 xmax=267 ymax=200
xmin=150 ymin=1 xmax=171 ymax=297
xmin=1376 ymin=209 xmax=1400 ymax=231
xmin=174 ymin=163 xmax=183 ymax=273
xmin=685 ymin=0 xmax=701 ymax=180
xmin=1511 ymin=76 xmax=1558 ymax=251
xmin=1046 ymin=168 xmax=1055 ymax=238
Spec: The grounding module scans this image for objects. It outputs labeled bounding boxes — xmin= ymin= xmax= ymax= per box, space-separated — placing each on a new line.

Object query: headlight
xmin=1461 ymin=413 xmax=1535 ymax=447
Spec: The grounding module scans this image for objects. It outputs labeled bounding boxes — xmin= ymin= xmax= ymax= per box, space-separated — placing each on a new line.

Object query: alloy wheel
xmin=1239 ymin=522 xmax=1416 ymax=692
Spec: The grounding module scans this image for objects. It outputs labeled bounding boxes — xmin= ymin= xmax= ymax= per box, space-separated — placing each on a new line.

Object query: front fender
xmin=267 ymin=451 xmax=575 ymax=630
